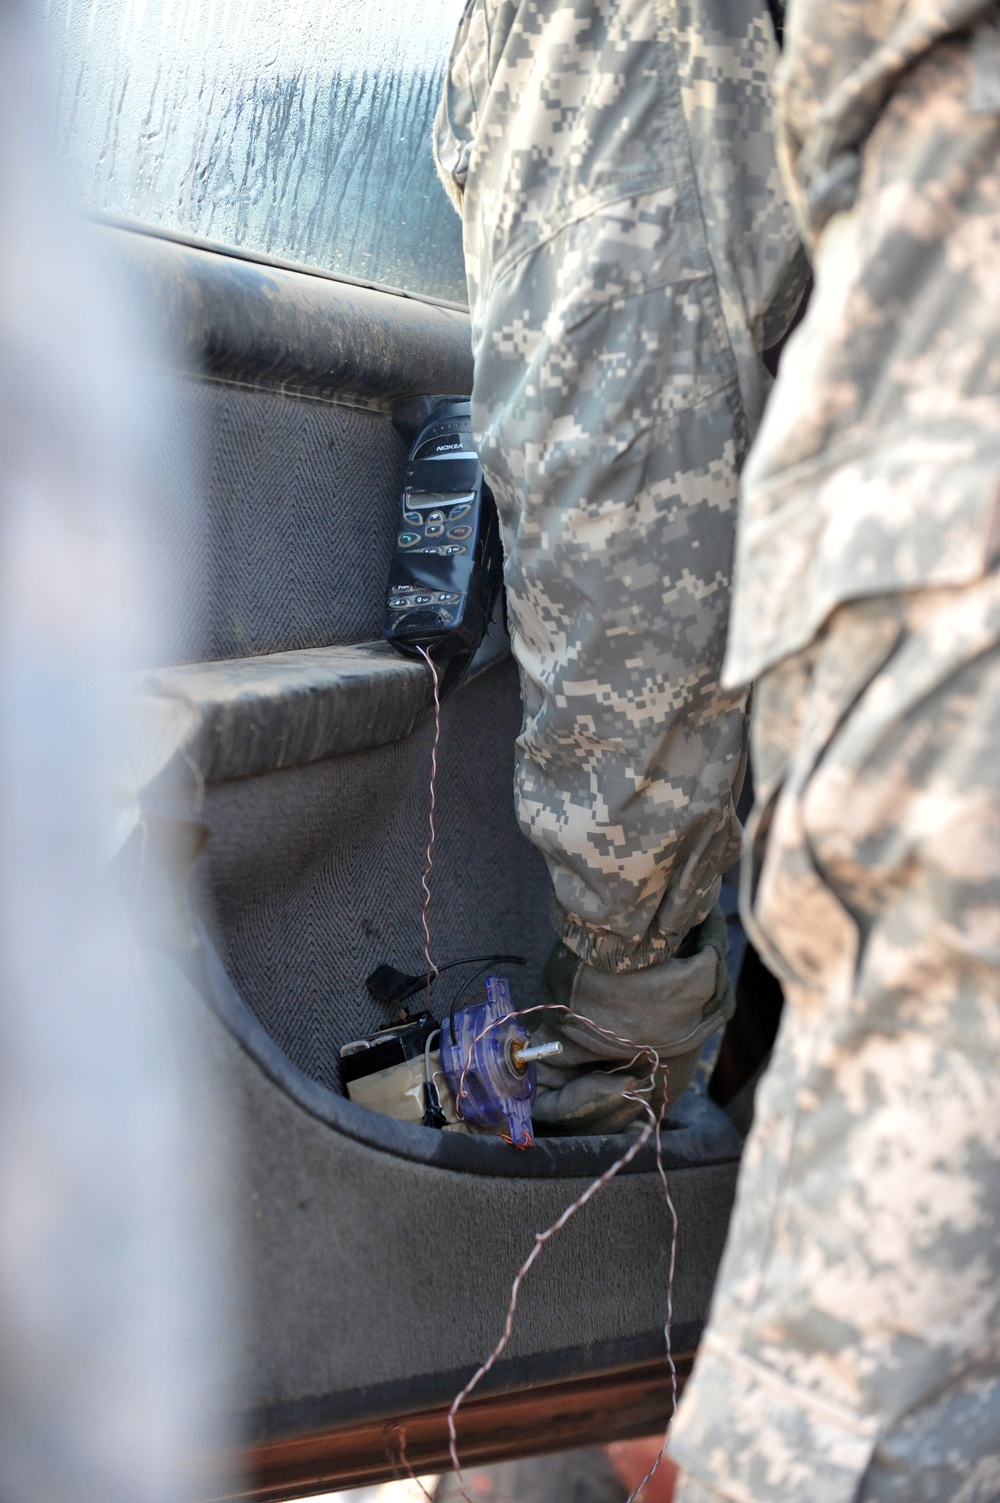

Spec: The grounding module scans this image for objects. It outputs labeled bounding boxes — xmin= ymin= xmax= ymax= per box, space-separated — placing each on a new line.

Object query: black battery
xmin=339 ymin=1010 xmax=438 ymax=1089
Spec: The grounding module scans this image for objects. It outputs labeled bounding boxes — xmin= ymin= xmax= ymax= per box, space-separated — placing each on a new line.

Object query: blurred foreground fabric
xmin=0 ymin=6 xmax=227 ymax=1501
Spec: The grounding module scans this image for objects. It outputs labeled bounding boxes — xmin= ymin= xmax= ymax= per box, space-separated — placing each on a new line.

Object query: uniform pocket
xmin=799 ymin=575 xmax=1000 ymax=1047
xmin=743 ymin=604 xmax=902 ymax=994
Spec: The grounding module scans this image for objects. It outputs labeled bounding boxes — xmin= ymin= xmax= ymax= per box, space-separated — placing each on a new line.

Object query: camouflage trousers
xmin=671 ymin=574 xmax=1000 ymax=1502
xmin=670 ymin=17 xmax=1000 ymax=1500
xmin=434 ymin=0 xmax=806 ymax=977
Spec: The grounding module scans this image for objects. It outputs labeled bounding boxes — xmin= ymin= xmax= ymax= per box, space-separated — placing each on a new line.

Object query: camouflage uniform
xmin=671 ymin=7 xmax=1000 ymax=1500
xmin=433 ymin=0 xmax=806 ymax=994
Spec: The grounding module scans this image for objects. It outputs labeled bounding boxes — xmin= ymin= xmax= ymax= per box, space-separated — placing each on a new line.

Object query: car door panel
xmin=112 ymin=222 xmax=743 ymax=1496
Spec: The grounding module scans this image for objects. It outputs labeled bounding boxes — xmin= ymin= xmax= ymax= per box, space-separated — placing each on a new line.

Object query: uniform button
xmin=413 ymin=594 xmax=432 ymax=604
xmin=440 ymin=544 xmax=467 ymax=556
xmin=436 ymin=592 xmax=458 ymax=603
xmin=447 ymin=525 xmax=472 ymax=540
xmin=398 ymin=532 xmax=420 ymax=547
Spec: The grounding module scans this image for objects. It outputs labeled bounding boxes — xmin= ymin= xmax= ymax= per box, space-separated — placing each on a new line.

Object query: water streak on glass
xmin=44 ymin=0 xmax=468 ymax=303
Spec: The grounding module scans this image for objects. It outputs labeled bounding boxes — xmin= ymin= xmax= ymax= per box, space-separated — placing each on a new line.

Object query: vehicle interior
xmin=46 ymin=2 xmax=758 ymax=1496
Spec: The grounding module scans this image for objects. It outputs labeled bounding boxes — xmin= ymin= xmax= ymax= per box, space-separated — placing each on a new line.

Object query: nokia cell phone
xmin=382 ymin=398 xmax=503 ymax=692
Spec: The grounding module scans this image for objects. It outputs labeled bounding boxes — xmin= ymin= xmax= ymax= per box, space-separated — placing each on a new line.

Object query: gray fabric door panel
xmin=136 ymin=642 xmax=429 ymax=784
xmin=200 ymin=389 xmax=407 ymax=662
xmin=167 ymin=958 xmax=740 ymax=1438
xmin=187 ymin=893 xmax=743 ymax=1180
xmin=148 ymin=380 xmax=411 ymax=664
xmin=121 ymin=220 xmax=743 ymax=1449
xmin=197 ymin=661 xmax=555 ymax=1090
xmin=133 ymin=636 xmax=506 ymax=787
xmin=106 ymin=223 xmax=474 ymax=667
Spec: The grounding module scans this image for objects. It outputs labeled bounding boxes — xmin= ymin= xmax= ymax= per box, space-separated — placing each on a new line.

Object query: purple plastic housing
xmin=439 ymin=975 xmax=535 ymax=1147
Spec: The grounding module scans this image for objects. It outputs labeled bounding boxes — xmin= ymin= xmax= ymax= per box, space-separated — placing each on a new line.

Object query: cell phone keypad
xmin=388 ymin=587 xmax=460 ymax=616
xmin=398 ymin=492 xmax=476 ymax=555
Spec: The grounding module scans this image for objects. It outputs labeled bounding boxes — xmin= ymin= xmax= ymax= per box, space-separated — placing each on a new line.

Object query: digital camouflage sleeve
xmin=433 ymin=0 xmax=806 ymax=992
xmin=671 ymin=2 xmax=1000 ymax=1499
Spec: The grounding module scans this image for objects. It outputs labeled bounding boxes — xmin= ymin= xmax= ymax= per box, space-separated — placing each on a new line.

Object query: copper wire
xmin=387 ymin=1424 xmax=437 ymax=1503
xmin=446 ymin=1003 xmax=680 ymax=1503
xmin=416 ymin=646 xmax=442 ymax=1008
xmin=411 ymin=647 xmax=680 ymax=1503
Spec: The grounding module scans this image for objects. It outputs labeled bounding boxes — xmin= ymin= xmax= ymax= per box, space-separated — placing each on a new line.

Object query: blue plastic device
xmin=439 ymin=975 xmax=536 ymax=1147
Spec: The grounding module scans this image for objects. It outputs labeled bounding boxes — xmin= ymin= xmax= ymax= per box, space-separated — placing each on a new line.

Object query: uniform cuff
xmin=557 ymin=904 xmax=735 ymax=1061
xmin=558 ymin=877 xmax=723 ymax=974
